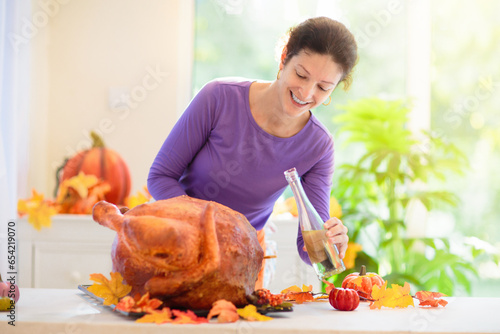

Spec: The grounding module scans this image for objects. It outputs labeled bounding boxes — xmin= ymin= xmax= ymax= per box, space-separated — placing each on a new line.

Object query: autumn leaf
xmin=281 ymin=284 xmax=312 ymax=294
xmin=56 ymin=172 xmax=111 ymax=214
xmin=115 ymin=296 xmax=136 ymax=313
xmin=68 ymin=182 xmax=111 ymax=214
xmin=281 ymin=285 xmax=302 ymax=294
xmin=17 ymin=189 xmax=58 ymax=231
xmin=281 ymin=284 xmax=314 ymax=304
xmin=125 ymin=186 xmax=152 ymax=209
xmin=57 ymin=172 xmax=100 ymax=201
xmin=87 ymin=272 xmax=132 ymax=306
xmin=136 ymin=308 xmax=173 ymax=324
xmin=237 ymin=305 xmax=273 ymax=321
xmin=293 ymin=292 xmax=315 ymax=304
xmin=343 ymin=242 xmax=363 ymax=270
xmin=115 ymin=292 xmax=163 ymax=313
xmin=207 ymin=299 xmax=239 ymax=323
xmin=171 ymin=309 xmax=209 ymax=324
xmin=415 ymin=291 xmax=448 ymax=307
xmin=322 ymin=279 xmax=336 ymax=295
xmin=370 ymin=281 xmax=414 ymax=310
xmin=302 ymin=284 xmax=313 ymax=292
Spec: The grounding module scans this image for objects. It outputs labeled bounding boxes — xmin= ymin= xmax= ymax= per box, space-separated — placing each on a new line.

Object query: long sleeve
xmin=147 ymin=82 xmax=218 ymax=200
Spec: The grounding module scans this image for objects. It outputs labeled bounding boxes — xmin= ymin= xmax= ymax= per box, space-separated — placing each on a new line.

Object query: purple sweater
xmin=147 ymin=78 xmax=335 ymax=264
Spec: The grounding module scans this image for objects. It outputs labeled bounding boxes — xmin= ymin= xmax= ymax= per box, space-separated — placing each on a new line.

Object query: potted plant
xmin=328 ymin=97 xmax=494 ymax=295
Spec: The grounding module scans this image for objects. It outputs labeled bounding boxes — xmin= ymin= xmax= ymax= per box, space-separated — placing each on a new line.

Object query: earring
xmin=322 ymin=95 xmax=332 ymax=106
xmin=276 ymin=69 xmax=281 ymax=80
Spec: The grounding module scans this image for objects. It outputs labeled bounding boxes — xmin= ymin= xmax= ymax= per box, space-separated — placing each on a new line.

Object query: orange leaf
xmin=322 ymin=279 xmax=336 ymax=294
xmin=415 ymin=291 xmax=448 ymax=307
xmin=115 ymin=292 xmax=163 ymax=313
xmin=282 ymin=284 xmax=315 ymax=304
xmin=135 ymin=292 xmax=163 ymax=313
xmin=207 ymin=299 xmax=239 ymax=323
xmin=136 ymin=308 xmax=173 ymax=324
xmin=115 ymin=296 xmax=136 ymax=312
xmin=293 ymin=292 xmax=315 ymax=304
xmin=87 ymin=272 xmax=132 ymax=306
xmin=171 ymin=309 xmax=208 ymax=324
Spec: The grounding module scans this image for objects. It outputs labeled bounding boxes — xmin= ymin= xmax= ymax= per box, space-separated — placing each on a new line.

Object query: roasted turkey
xmin=92 ymin=195 xmax=264 ymax=310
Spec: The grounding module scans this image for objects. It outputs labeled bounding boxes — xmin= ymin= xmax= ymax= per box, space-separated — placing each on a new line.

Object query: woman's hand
xmin=324 ymin=217 xmax=349 ymax=259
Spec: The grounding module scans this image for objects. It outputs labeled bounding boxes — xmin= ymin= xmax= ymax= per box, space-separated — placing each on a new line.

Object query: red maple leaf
xmin=322 ymin=279 xmax=336 ymax=294
xmin=171 ymin=309 xmax=208 ymax=324
xmin=415 ymin=291 xmax=448 ymax=307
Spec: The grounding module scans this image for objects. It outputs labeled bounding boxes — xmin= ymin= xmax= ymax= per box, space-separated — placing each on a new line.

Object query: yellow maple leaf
xmin=57 ymin=172 xmax=100 ymax=202
xmin=281 ymin=284 xmax=312 ymax=294
xmin=124 ymin=186 xmax=151 ymax=209
xmin=302 ymin=284 xmax=313 ymax=292
xmin=87 ymin=272 xmax=132 ymax=306
xmin=343 ymin=242 xmax=363 ymax=270
xmin=17 ymin=189 xmax=58 ymax=231
xmin=237 ymin=305 xmax=272 ymax=321
xmin=281 ymin=285 xmax=302 ymax=294
xmin=136 ymin=308 xmax=173 ymax=324
xmin=370 ymin=281 xmax=414 ymax=309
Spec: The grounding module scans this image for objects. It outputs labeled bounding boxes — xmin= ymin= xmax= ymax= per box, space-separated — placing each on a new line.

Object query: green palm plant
xmin=330 ymin=97 xmax=484 ymax=295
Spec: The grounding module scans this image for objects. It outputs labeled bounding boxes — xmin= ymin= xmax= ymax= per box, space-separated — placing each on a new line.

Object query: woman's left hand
xmin=324 ymin=217 xmax=349 ymax=259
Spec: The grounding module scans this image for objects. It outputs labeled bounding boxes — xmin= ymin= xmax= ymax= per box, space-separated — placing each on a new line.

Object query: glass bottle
xmin=284 ymin=167 xmax=346 ymax=280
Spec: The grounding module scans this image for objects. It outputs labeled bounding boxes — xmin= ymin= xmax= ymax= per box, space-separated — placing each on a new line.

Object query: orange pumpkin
xmin=59 ymin=132 xmax=131 ymax=205
xmin=341 ymin=265 xmax=384 ymax=299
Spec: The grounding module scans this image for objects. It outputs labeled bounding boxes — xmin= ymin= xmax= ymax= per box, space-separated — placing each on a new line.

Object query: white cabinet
xmin=18 ymin=215 xmax=116 ymax=288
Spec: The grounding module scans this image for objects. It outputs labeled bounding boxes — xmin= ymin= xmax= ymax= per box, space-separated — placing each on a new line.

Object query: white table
xmin=1 ymin=288 xmax=500 ymax=333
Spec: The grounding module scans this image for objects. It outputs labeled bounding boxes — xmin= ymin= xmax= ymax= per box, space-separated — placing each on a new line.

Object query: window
xmin=430 ymin=0 xmax=500 ymax=296
xmin=193 ymin=0 xmax=407 ymax=132
xmin=192 ymin=0 xmax=500 ymax=295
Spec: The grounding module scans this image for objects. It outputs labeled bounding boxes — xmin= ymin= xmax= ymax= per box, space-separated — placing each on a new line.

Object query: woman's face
xmin=278 ymin=49 xmax=343 ymax=118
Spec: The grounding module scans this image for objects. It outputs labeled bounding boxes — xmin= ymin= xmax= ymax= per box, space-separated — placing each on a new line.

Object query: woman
xmin=148 ymin=16 xmax=357 ymax=287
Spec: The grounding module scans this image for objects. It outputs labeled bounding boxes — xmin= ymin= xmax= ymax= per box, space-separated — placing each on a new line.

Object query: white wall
xmin=27 ymin=0 xmax=193 ymax=198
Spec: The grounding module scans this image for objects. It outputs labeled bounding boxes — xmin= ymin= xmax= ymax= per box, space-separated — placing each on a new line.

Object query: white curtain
xmin=0 ymin=0 xmax=31 ymax=278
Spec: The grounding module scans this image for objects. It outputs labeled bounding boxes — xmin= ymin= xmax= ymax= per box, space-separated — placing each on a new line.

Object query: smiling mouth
xmin=291 ymin=91 xmax=309 ymax=106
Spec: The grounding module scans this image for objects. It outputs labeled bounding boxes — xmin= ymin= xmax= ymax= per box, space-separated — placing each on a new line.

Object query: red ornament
xmin=329 ymin=287 xmax=360 ymax=311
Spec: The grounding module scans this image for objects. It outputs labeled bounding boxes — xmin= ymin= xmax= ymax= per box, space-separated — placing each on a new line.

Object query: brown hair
xmin=280 ymin=17 xmax=358 ymax=91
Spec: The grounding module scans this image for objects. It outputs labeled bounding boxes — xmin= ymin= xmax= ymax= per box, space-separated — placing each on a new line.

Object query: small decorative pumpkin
xmin=59 ymin=132 xmax=131 ymax=205
xmin=329 ymin=287 xmax=360 ymax=311
xmin=341 ymin=265 xmax=384 ymax=299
